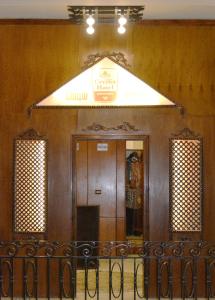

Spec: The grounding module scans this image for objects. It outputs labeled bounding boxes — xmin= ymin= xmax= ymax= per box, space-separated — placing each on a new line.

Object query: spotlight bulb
xmin=86 ymin=15 xmax=95 ymax=26
xmin=118 ymin=15 xmax=127 ymax=26
xmin=86 ymin=25 xmax=95 ymax=35
xmin=117 ymin=25 xmax=126 ymax=34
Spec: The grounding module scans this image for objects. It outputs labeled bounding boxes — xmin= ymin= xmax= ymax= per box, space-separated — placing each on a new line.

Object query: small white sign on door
xmin=97 ymin=143 xmax=108 ymax=151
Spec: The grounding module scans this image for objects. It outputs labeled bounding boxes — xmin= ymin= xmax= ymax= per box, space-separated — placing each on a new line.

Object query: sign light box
xmin=36 ymin=57 xmax=175 ymax=108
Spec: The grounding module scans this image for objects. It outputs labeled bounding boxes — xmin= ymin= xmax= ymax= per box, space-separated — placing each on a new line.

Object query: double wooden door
xmin=74 ymin=139 xmax=126 ymax=242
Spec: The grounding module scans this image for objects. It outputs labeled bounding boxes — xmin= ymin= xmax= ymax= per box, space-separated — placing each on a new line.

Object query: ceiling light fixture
xmin=68 ymin=6 xmax=144 ymax=35
xmin=86 ymin=25 xmax=95 ymax=35
xmin=118 ymin=15 xmax=127 ymax=26
xmin=117 ymin=25 xmax=126 ymax=34
xmin=86 ymin=14 xmax=95 ymax=35
xmin=86 ymin=15 xmax=95 ymax=26
xmin=117 ymin=14 xmax=127 ymax=34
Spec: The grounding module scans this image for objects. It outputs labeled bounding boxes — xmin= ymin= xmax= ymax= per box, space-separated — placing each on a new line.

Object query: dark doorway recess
xmin=77 ymin=206 xmax=99 ymax=242
xmin=76 ymin=205 xmax=99 ymax=267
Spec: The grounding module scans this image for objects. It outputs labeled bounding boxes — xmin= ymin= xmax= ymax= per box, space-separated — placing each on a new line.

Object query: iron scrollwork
xmin=0 ymin=241 xmax=214 ymax=298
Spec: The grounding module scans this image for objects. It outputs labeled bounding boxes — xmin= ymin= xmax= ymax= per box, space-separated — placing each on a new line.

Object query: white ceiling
xmin=0 ymin=0 xmax=214 ymax=19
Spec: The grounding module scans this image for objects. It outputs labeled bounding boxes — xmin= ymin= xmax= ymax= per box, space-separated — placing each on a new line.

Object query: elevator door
xmin=75 ymin=139 xmax=126 ymax=242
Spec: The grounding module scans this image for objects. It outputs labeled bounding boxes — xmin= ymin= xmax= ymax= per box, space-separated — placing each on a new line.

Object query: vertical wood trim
xmin=115 ymin=141 xmax=117 ymax=242
xmin=76 ymin=141 xmax=88 ymax=206
xmin=144 ymin=136 xmax=149 ymax=240
xmin=116 ymin=140 xmax=126 ymax=240
xmin=71 ymin=136 xmax=75 ymax=240
xmin=87 ymin=141 xmax=88 ymax=206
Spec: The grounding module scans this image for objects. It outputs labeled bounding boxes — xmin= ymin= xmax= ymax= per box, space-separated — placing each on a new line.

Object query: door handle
xmin=95 ymin=189 xmax=102 ymax=194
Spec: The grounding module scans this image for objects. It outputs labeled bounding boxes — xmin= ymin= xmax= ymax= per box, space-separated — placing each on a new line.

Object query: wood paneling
xmin=76 ymin=141 xmax=87 ymax=206
xmin=0 ymin=22 xmax=215 ymax=244
xmin=75 ymin=139 xmax=122 ymax=242
xmin=73 ymin=136 xmax=148 ymax=242
xmin=116 ymin=140 xmax=126 ymax=218
xmin=100 ymin=217 xmax=116 ymax=242
xmin=1 ymin=24 xmax=215 ymax=115
xmin=88 ymin=141 xmax=116 ymax=218
xmin=116 ymin=218 xmax=125 ymax=241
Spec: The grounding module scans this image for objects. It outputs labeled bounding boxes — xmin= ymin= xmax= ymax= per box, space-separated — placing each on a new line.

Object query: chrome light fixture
xmin=68 ymin=6 xmax=144 ymax=35
xmin=117 ymin=14 xmax=127 ymax=34
xmin=86 ymin=14 xmax=95 ymax=35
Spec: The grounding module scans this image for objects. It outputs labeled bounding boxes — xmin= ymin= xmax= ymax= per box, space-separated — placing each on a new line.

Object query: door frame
xmin=71 ymin=134 xmax=149 ymax=241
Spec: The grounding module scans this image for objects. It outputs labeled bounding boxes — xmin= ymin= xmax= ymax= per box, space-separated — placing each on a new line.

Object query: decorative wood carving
xmin=17 ymin=128 xmax=45 ymax=140
xmin=169 ymin=127 xmax=203 ymax=238
xmin=83 ymin=52 xmax=131 ymax=70
xmin=82 ymin=122 xmax=139 ymax=132
xmin=171 ymin=127 xmax=201 ymax=139
xmin=14 ymin=128 xmax=48 ymax=234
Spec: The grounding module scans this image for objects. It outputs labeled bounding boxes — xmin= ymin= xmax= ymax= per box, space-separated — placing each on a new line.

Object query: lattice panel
xmin=170 ymin=139 xmax=202 ymax=232
xmin=14 ymin=139 xmax=47 ymax=232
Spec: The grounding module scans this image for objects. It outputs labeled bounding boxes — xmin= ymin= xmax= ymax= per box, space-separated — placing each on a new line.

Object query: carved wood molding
xmin=82 ymin=122 xmax=139 ymax=132
xmin=171 ymin=127 xmax=201 ymax=139
xmin=83 ymin=51 xmax=131 ymax=70
xmin=16 ymin=128 xmax=46 ymax=140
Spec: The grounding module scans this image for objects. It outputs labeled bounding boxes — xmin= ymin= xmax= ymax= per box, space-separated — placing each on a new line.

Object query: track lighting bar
xmin=67 ymin=6 xmax=144 ymax=25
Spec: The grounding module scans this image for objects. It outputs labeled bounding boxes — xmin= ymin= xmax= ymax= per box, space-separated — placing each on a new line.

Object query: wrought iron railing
xmin=0 ymin=241 xmax=215 ymax=299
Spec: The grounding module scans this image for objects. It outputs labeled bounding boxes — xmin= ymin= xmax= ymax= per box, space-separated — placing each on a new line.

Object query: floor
xmin=76 ymin=257 xmax=144 ymax=299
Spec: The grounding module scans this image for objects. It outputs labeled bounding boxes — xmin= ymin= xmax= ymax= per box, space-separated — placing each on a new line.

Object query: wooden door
xmin=75 ymin=139 xmax=125 ymax=242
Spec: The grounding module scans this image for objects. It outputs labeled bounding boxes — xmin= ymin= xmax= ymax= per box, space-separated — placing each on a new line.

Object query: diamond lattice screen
xmin=14 ymin=139 xmax=47 ymax=232
xmin=170 ymin=139 xmax=202 ymax=232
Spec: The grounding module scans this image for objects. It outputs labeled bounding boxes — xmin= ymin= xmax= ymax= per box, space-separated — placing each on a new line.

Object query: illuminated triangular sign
xmin=36 ymin=57 xmax=176 ymax=107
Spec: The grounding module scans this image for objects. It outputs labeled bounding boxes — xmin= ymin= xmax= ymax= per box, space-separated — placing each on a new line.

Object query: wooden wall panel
xmin=0 ymin=23 xmax=214 ymax=243
xmin=1 ymin=24 xmax=215 ymax=116
xmin=116 ymin=218 xmax=125 ymax=241
xmin=116 ymin=140 xmax=126 ymax=218
xmin=99 ymin=218 xmax=116 ymax=242
xmin=76 ymin=141 xmax=87 ymax=206
xmin=116 ymin=141 xmax=126 ymax=241
xmin=87 ymin=141 xmax=116 ymax=218
xmin=37 ymin=110 xmax=77 ymax=241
